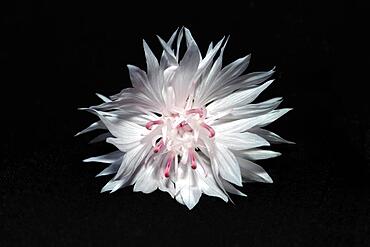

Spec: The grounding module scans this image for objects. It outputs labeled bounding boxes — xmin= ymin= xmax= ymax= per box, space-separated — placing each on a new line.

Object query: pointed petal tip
xmin=185 ymin=203 xmax=196 ymax=210
xmin=142 ymin=39 xmax=149 ymax=48
xmin=284 ymin=140 xmax=296 ymax=145
xmin=265 ymin=174 xmax=273 ymax=183
xmin=77 ymin=107 xmax=89 ymax=111
xmin=178 ymin=26 xmax=184 ymax=34
xmin=100 ymin=188 xmax=110 ymax=193
xmin=156 ymin=34 xmax=164 ymax=42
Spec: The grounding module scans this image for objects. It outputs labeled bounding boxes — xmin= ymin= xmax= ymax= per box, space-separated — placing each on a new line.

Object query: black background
xmin=1 ymin=1 xmax=369 ymax=246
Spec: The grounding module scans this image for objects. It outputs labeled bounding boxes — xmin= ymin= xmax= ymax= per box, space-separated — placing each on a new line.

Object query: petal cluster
xmin=78 ymin=28 xmax=293 ymax=209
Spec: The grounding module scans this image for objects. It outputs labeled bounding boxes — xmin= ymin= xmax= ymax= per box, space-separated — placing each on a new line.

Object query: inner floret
xmin=145 ymin=107 xmax=215 ymax=177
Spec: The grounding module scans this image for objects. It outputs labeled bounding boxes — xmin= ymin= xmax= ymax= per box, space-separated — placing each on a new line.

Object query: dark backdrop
xmin=1 ymin=1 xmax=369 ymax=246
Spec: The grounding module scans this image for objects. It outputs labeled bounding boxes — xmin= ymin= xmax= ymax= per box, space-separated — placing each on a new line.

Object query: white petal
xmin=249 ymin=128 xmax=295 ymax=144
xmin=197 ymin=37 xmax=224 ymax=71
xmin=133 ymin=163 xmax=158 ymax=194
xmin=157 ymin=35 xmax=177 ymax=66
xmin=195 ymin=154 xmax=228 ymax=201
xmin=255 ymin=108 xmax=293 ymax=127
xmin=96 ymin=159 xmax=122 ymax=177
xmin=113 ymin=144 xmax=151 ymax=179
xmin=217 ymin=132 xmax=270 ymax=150
xmin=222 ymin=180 xmax=247 ymax=197
xmin=180 ymin=186 xmax=202 ymax=210
xmin=194 ymin=37 xmax=229 ymax=106
xmin=176 ymin=164 xmax=202 ymax=210
xmin=95 ymin=93 xmax=111 ymax=102
xmin=225 ymin=97 xmax=283 ymax=119
xmin=216 ymin=54 xmax=251 ymax=84
xmin=207 ymin=68 xmax=276 ymax=103
xmin=143 ymin=40 xmax=159 ymax=82
xmin=207 ymin=80 xmax=274 ymax=115
xmin=92 ymin=90 xmax=160 ymax=113
xmin=75 ymin=121 xmax=105 ymax=136
xmin=143 ymin=40 xmax=164 ymax=106
xmin=92 ymin=110 xmax=147 ymax=139
xmin=231 ymin=68 xmax=275 ymax=89
xmin=184 ymin=28 xmax=200 ymax=54
xmin=84 ymin=151 xmax=123 ymax=163
xmin=234 ymin=149 xmax=281 ymax=160
xmin=101 ymin=180 xmax=125 ymax=193
xmin=176 ymin=27 xmax=184 ymax=59
xmin=172 ymin=42 xmax=200 ymax=107
xmin=237 ymin=157 xmax=273 ymax=183
xmin=89 ymin=132 xmax=111 ymax=144
xmin=213 ymin=108 xmax=292 ymax=134
xmin=214 ymin=143 xmax=242 ymax=186
xmin=127 ymin=64 xmax=150 ymax=92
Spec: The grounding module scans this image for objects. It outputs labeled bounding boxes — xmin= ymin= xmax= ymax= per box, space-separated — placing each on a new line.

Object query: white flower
xmin=78 ymin=28 xmax=293 ymax=209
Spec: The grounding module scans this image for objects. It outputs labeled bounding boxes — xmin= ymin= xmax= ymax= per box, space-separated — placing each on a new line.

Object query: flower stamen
xmin=177 ymin=121 xmax=193 ymax=132
xmin=153 ymin=140 xmax=164 ymax=153
xmin=164 ymin=155 xmax=173 ymax=178
xmin=189 ymin=149 xmax=197 ymax=169
xmin=146 ymin=120 xmax=163 ymax=130
xmin=186 ymin=108 xmax=204 ymax=118
xmin=200 ymin=122 xmax=215 ymax=138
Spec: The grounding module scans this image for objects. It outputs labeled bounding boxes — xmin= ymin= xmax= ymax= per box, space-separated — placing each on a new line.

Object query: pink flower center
xmin=145 ymin=108 xmax=215 ymax=178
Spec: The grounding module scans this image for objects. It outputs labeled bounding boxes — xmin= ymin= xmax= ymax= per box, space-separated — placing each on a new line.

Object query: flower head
xmin=78 ymin=28 xmax=293 ymax=209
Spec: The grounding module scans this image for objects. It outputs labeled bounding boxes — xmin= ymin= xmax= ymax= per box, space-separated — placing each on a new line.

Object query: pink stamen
xmin=186 ymin=108 xmax=204 ymax=118
xmin=164 ymin=155 xmax=173 ymax=178
xmin=177 ymin=121 xmax=193 ymax=132
xmin=146 ymin=120 xmax=163 ymax=130
xmin=200 ymin=122 xmax=215 ymax=138
xmin=153 ymin=140 xmax=164 ymax=153
xmin=189 ymin=149 xmax=197 ymax=169
xmin=178 ymin=121 xmax=186 ymax=128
